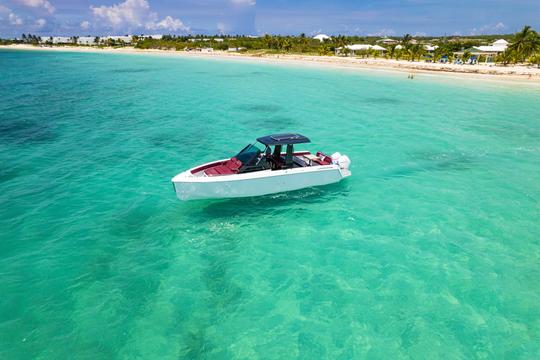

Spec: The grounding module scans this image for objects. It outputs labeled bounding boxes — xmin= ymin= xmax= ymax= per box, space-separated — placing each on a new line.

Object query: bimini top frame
xmin=256 ymin=133 xmax=311 ymax=146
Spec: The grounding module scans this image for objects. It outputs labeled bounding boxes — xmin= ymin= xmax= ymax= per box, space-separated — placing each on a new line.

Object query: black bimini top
xmin=257 ymin=133 xmax=311 ymax=146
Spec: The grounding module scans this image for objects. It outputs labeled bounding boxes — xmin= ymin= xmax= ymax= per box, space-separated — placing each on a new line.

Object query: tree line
xmin=2 ymin=26 xmax=539 ymax=67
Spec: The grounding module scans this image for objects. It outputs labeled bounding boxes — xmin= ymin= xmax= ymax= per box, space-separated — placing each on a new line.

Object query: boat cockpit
xmin=191 ymin=133 xmax=334 ymax=177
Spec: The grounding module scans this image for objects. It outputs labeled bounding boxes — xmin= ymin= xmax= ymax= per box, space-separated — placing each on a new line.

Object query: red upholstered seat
xmin=316 ymin=152 xmax=333 ymax=165
xmin=205 ymin=168 xmax=220 ymax=176
xmin=205 ymin=165 xmax=234 ymax=176
xmin=204 ymin=158 xmax=243 ymax=176
xmin=224 ymin=157 xmax=242 ymax=171
xmin=215 ymin=165 xmax=234 ymax=174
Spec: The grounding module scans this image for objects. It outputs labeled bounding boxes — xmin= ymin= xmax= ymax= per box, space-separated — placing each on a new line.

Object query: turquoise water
xmin=1 ymin=49 xmax=540 ymax=359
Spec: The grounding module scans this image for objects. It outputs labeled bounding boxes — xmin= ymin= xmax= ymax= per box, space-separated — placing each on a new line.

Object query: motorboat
xmin=171 ymin=133 xmax=351 ymax=201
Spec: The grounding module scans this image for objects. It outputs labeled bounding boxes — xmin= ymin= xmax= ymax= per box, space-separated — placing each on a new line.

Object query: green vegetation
xmin=506 ymin=26 xmax=540 ymax=63
xmin=2 ymin=25 xmax=539 ymax=66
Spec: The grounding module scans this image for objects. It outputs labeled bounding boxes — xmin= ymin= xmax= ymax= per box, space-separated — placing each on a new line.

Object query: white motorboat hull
xmin=172 ymin=160 xmax=351 ymax=201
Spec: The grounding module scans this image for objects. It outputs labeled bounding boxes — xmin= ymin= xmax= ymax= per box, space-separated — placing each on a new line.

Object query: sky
xmin=0 ymin=0 xmax=539 ymax=38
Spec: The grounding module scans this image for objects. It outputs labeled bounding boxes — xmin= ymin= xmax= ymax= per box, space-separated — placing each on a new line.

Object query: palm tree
xmin=282 ymin=38 xmax=292 ymax=52
xmin=387 ymin=44 xmax=397 ymax=59
xmin=462 ymin=49 xmax=472 ymax=62
xmin=262 ymin=34 xmax=273 ymax=49
xmin=402 ymin=34 xmax=412 ymax=47
xmin=334 ymin=35 xmax=349 ymax=56
xmin=496 ymin=51 xmax=513 ymax=66
xmin=508 ymin=25 xmax=540 ymax=63
xmin=318 ymin=44 xmax=332 ymax=56
xmin=529 ymin=53 xmax=540 ymax=68
xmin=408 ymin=44 xmax=425 ymax=61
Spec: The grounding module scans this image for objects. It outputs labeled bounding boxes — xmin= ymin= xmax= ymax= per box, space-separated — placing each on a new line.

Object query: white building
xmin=189 ymin=38 xmax=212 ymax=42
xmin=77 ymin=36 xmax=96 ymax=46
xmin=51 ymin=36 xmax=72 ymax=44
xmin=473 ymin=39 xmax=509 ymax=53
xmin=378 ymin=37 xmax=399 ymax=45
xmin=337 ymin=44 xmax=387 ymax=55
xmin=139 ymin=34 xmax=163 ymax=40
xmin=228 ymin=47 xmax=247 ymax=52
xmin=424 ymin=45 xmax=439 ymax=52
xmin=313 ymin=34 xmax=331 ymax=42
xmin=454 ymin=39 xmax=510 ymax=63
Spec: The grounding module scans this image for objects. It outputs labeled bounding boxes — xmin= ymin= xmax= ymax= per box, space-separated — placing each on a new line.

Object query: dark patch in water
xmin=0 ymin=168 xmax=20 ymax=183
xmin=249 ymin=71 xmax=269 ymax=76
xmin=219 ymin=74 xmax=245 ymax=79
xmin=111 ymin=68 xmax=155 ymax=74
xmin=365 ymin=97 xmax=402 ymax=105
xmin=0 ymin=119 xmax=57 ymax=144
xmin=467 ymin=122 xmax=540 ymax=141
xmin=235 ymin=104 xmax=282 ymax=113
xmin=109 ymin=206 xmax=153 ymax=237
xmin=201 ymin=256 xmax=242 ymax=309
xmin=180 ymin=330 xmax=213 ymax=358
xmin=383 ymin=152 xmax=474 ymax=179
xmin=148 ymin=133 xmax=202 ymax=149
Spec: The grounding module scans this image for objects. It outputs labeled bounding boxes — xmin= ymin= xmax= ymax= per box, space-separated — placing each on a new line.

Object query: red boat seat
xmin=205 ymin=168 xmax=220 ymax=176
xmin=316 ymin=152 xmax=333 ymax=165
xmin=224 ymin=157 xmax=242 ymax=171
xmin=204 ymin=157 xmax=243 ymax=176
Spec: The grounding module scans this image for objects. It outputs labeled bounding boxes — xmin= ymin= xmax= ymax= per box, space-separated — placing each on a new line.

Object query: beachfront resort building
xmin=454 ymin=39 xmax=509 ymax=63
xmin=336 ymin=44 xmax=387 ymax=56
xmin=51 ymin=36 xmax=72 ymax=44
xmin=77 ymin=37 xmax=96 ymax=46
xmin=378 ymin=37 xmax=399 ymax=45
xmin=313 ymin=34 xmax=331 ymax=42
xmin=228 ymin=47 xmax=247 ymax=52
xmin=139 ymin=34 xmax=163 ymax=40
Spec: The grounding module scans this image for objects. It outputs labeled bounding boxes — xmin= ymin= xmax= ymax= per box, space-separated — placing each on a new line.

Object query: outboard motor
xmin=331 ymin=152 xmax=351 ymax=171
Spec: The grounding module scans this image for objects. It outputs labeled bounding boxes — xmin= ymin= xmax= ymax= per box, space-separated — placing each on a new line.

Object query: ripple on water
xmin=1 ymin=49 xmax=540 ymax=359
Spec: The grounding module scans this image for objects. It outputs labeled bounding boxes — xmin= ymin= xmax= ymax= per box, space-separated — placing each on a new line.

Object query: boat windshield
xmin=235 ymin=143 xmax=263 ymax=166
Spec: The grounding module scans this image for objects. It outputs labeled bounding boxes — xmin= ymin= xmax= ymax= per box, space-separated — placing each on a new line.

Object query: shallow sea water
xmin=1 ymin=49 xmax=540 ymax=359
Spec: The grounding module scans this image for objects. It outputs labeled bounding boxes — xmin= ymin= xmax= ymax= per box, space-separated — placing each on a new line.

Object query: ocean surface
xmin=1 ymin=49 xmax=540 ymax=359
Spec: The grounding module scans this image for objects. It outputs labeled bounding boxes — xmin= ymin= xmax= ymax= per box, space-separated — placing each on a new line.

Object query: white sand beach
xmin=2 ymin=44 xmax=540 ymax=83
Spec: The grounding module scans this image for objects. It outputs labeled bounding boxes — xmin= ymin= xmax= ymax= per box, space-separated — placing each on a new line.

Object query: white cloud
xmin=217 ymin=22 xmax=228 ymax=34
xmin=470 ymin=22 xmax=506 ymax=35
xmin=231 ymin=0 xmax=256 ymax=6
xmin=9 ymin=12 xmax=23 ymax=25
xmin=146 ymin=16 xmax=188 ymax=31
xmin=494 ymin=22 xmax=506 ymax=30
xmin=0 ymin=5 xmax=24 ymax=25
xmin=91 ymin=0 xmax=150 ymax=29
xmin=34 ymin=18 xmax=46 ymax=28
xmin=81 ymin=20 xmax=90 ymax=30
xmin=91 ymin=0 xmax=188 ymax=32
xmin=16 ymin=0 xmax=55 ymax=14
xmin=368 ymin=28 xmax=395 ymax=37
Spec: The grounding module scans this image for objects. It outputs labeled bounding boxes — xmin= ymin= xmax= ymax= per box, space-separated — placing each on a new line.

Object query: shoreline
xmin=2 ymin=44 xmax=540 ymax=84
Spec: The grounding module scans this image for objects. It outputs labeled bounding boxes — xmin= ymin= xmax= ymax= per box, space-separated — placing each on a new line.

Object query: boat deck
xmin=192 ymin=151 xmax=333 ymax=177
